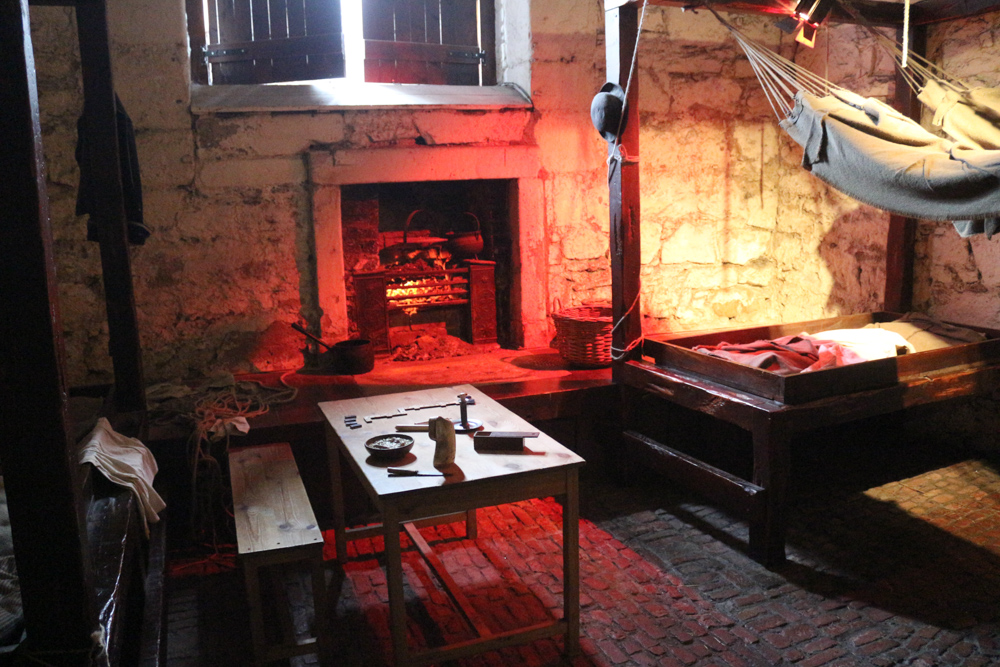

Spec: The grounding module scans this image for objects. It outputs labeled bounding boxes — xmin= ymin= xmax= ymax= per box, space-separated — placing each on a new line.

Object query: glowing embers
xmin=380 ymin=245 xmax=453 ymax=272
xmin=385 ymin=270 xmax=470 ymax=311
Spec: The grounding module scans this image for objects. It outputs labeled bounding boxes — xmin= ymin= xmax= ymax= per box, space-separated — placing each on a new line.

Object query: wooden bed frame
xmin=602 ymin=0 xmax=1000 ymax=567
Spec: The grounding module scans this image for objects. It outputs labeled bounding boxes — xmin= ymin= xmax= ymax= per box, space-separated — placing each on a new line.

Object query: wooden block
xmin=473 ymin=431 xmax=536 ymax=452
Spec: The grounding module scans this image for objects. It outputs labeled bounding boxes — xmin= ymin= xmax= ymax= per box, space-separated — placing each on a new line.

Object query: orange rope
xmin=188 ymin=389 xmax=272 ymax=544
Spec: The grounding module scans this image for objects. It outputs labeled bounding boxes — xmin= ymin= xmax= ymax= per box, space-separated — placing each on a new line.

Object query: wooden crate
xmin=643 ymin=312 xmax=1000 ymax=405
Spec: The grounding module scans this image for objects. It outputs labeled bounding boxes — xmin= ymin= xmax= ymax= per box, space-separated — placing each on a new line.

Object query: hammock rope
xmin=703 ymin=3 xmax=1000 ymax=229
xmin=708 ymin=7 xmax=840 ymax=119
xmin=837 ymin=0 xmax=972 ymax=96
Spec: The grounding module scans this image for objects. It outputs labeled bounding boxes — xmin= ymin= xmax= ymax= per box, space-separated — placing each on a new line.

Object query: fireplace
xmin=352 ymin=261 xmax=497 ymax=351
xmin=309 ymin=145 xmax=548 ymax=354
xmin=341 ymin=180 xmax=506 ymax=352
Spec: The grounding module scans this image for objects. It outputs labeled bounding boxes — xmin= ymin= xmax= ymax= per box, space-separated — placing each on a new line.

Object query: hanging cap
xmin=590 ymin=82 xmax=628 ymax=142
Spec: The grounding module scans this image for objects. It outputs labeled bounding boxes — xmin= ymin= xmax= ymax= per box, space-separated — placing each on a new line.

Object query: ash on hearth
xmin=391 ymin=333 xmax=478 ymax=362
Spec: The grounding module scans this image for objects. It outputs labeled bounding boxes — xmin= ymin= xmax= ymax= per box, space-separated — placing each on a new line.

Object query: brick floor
xmin=165 ymin=429 xmax=1000 ymax=666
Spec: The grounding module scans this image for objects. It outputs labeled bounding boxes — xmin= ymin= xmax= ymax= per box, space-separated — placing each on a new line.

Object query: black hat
xmin=590 ymin=82 xmax=628 ymax=142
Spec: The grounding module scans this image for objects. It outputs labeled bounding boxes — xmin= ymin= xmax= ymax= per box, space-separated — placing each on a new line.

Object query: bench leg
xmin=242 ymin=560 xmax=268 ymax=666
xmin=311 ymin=555 xmax=334 ymax=664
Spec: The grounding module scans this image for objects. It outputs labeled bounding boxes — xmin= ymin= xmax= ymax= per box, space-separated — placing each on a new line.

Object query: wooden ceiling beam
xmin=605 ymin=0 xmax=903 ymax=24
xmin=606 ymin=0 xmax=1000 ymax=25
xmin=911 ymin=0 xmax=1000 ymax=24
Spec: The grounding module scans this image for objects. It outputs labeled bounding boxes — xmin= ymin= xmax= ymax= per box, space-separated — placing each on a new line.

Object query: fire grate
xmin=351 ymin=260 xmax=497 ymax=352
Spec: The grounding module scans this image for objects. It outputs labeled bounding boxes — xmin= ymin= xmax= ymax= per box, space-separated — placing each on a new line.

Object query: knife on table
xmin=387 ymin=468 xmax=451 ymax=477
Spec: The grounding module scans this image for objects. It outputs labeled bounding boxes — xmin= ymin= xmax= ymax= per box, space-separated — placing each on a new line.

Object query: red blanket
xmin=693 ymin=334 xmax=866 ymax=375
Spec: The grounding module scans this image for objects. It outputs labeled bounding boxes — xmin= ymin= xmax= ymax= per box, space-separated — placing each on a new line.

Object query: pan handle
xmin=403 ymin=209 xmax=425 ymax=244
xmin=291 ymin=322 xmax=333 ymax=350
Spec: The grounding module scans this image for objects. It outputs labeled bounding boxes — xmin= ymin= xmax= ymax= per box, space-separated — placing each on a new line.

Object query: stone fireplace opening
xmin=309 ymin=145 xmax=549 ymax=359
xmin=341 ymin=180 xmax=513 ymax=356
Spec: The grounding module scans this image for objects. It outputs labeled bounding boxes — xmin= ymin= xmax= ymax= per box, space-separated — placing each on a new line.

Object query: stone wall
xmin=29 ymin=0 xmax=920 ymax=385
xmin=916 ymin=10 xmax=1000 ymax=328
xmin=629 ymin=14 xmax=894 ymax=334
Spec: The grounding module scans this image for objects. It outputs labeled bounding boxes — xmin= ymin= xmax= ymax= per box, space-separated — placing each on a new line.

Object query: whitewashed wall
xmin=916 ymin=11 xmax=1000 ymax=328
xmin=30 ymin=0 xmax=918 ymax=385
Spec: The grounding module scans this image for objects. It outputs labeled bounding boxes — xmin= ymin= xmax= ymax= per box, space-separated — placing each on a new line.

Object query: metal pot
xmin=379 ymin=209 xmax=448 ymax=265
xmin=333 ymin=338 xmax=374 ymax=375
xmin=446 ymin=212 xmax=484 ymax=257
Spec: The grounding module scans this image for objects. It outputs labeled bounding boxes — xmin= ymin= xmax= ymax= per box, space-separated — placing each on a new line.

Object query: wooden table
xmin=320 ymin=384 xmax=585 ymax=666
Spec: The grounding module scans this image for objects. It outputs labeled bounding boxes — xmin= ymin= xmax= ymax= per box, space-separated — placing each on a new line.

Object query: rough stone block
xmin=660 ymin=220 xmax=718 ymax=265
xmin=412 ymin=109 xmax=531 ymax=145
xmin=720 ymin=226 xmax=771 ymax=266
xmin=137 ymin=129 xmax=196 ymax=187
xmin=196 ymin=113 xmax=347 ymax=158
xmin=534 ymin=1 xmax=602 ymax=36
xmin=535 ymin=113 xmax=605 ymax=174
xmin=109 ymin=0 xmax=188 ymax=45
xmin=532 ymin=59 xmax=604 ymax=114
xmin=198 ymin=156 xmax=306 ymax=189
xmin=113 ymin=43 xmax=192 ymax=131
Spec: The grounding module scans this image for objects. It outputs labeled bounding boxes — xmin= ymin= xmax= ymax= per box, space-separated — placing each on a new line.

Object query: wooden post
xmin=605 ymin=3 xmax=643 ymax=381
xmin=76 ymin=0 xmax=146 ymax=412
xmin=0 ymin=0 xmax=100 ymax=655
xmin=885 ymin=24 xmax=927 ymax=313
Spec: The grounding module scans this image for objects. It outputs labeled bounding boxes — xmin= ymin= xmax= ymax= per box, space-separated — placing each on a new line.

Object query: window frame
xmin=187 ymin=0 xmax=498 ymax=88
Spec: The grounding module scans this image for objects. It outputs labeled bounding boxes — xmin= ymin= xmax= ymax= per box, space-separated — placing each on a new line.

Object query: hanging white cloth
xmin=79 ymin=418 xmax=166 ymax=537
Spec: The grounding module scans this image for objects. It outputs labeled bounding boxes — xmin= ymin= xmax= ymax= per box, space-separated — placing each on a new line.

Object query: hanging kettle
xmin=445 ymin=212 xmax=484 ymax=257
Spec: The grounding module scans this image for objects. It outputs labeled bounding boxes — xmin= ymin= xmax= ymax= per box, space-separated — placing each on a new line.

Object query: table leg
xmin=749 ymin=415 xmax=790 ymax=567
xmin=326 ymin=423 xmax=348 ymax=563
xmin=562 ymin=469 xmax=580 ymax=657
xmin=383 ymin=504 xmax=408 ymax=666
xmin=465 ymin=507 xmax=478 ymax=540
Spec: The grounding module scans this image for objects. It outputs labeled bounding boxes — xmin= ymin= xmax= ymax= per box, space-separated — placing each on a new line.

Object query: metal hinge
xmin=203 ymin=46 xmax=248 ymax=58
xmin=448 ymin=49 xmax=486 ymax=62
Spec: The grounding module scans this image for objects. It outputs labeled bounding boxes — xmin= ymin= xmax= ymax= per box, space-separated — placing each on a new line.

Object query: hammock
xmin=710 ymin=8 xmax=1000 ymax=238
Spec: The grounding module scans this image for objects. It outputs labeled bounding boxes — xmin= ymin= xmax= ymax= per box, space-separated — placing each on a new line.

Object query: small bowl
xmin=365 ymin=434 xmax=414 ymax=461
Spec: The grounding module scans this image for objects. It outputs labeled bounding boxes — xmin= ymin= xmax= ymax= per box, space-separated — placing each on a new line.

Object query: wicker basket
xmin=553 ymin=304 xmax=613 ymax=368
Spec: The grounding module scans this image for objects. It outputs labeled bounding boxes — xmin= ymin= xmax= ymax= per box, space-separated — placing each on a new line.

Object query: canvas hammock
xmin=709 ymin=7 xmax=1000 ymax=237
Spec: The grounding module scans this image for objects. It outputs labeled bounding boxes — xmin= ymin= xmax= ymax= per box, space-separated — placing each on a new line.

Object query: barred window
xmin=188 ymin=0 xmax=496 ymax=86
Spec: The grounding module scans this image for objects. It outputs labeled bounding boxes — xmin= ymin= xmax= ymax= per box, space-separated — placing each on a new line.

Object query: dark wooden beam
xmin=185 ymin=0 xmax=208 ymax=84
xmin=605 ymin=4 xmax=644 ymax=380
xmin=912 ymin=0 xmax=1000 ymax=24
xmin=884 ymin=23 xmax=926 ymax=313
xmin=0 ymin=0 xmax=101 ymax=654
xmin=76 ymin=0 xmax=146 ymax=412
xmin=27 ymin=0 xmax=103 ymax=5
xmin=611 ymin=0 xmax=1000 ymax=24
xmin=480 ymin=0 xmax=497 ymax=86
xmin=606 ymin=0 xmax=906 ymax=26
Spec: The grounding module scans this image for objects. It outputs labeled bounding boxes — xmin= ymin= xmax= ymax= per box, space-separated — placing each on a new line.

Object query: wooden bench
xmin=229 ymin=443 xmax=331 ymax=665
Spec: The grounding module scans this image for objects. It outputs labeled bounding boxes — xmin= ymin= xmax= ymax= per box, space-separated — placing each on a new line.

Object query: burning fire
xmin=386 ymin=275 xmax=468 ymax=309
